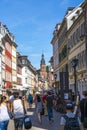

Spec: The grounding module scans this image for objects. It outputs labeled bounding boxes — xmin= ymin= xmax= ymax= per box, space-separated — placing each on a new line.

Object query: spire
xmin=40 ymin=53 xmax=45 ymax=65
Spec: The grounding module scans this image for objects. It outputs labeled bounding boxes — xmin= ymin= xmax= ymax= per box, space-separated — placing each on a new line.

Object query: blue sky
xmin=0 ymin=0 xmax=83 ymax=69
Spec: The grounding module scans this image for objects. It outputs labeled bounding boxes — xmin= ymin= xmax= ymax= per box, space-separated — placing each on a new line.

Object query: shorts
xmin=0 ymin=120 xmax=9 ymax=130
xmin=30 ymin=100 xmax=33 ymax=104
xmin=14 ymin=118 xmax=24 ymax=128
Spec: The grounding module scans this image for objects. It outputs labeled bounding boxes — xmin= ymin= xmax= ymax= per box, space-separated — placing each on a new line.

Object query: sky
xmin=0 ymin=0 xmax=84 ymax=69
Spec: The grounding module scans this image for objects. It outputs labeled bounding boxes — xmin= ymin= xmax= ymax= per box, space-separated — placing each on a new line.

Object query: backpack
xmin=83 ymin=100 xmax=87 ymax=128
xmin=24 ymin=115 xmax=32 ymax=129
xmin=63 ymin=115 xmax=80 ymax=130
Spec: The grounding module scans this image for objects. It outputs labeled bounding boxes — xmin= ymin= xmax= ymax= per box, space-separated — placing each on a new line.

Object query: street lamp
xmin=71 ymin=58 xmax=78 ymax=96
xmin=54 ymin=74 xmax=57 ymax=86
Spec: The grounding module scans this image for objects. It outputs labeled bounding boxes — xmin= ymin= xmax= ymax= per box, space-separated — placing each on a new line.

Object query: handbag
xmin=8 ymin=110 xmax=13 ymax=119
xmin=24 ymin=115 xmax=32 ymax=129
xmin=40 ymin=103 xmax=44 ymax=115
xmin=40 ymin=107 xmax=44 ymax=115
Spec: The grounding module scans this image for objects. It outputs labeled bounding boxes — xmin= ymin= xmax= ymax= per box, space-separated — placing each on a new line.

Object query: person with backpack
xmin=60 ymin=102 xmax=82 ymax=130
xmin=12 ymin=92 xmax=26 ymax=130
xmin=80 ymin=91 xmax=87 ymax=130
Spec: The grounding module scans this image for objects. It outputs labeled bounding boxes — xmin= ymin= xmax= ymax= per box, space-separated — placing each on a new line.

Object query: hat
xmin=66 ymin=103 xmax=73 ymax=109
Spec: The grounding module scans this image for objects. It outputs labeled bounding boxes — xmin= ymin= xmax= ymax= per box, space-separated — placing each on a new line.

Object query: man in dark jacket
xmin=46 ymin=91 xmax=54 ymax=122
xmin=80 ymin=91 xmax=87 ymax=129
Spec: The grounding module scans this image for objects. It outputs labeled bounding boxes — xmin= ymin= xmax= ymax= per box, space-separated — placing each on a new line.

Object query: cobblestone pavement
xmin=8 ymin=104 xmax=62 ymax=130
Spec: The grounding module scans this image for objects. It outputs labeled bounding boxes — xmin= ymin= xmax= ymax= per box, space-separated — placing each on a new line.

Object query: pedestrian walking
xmin=0 ymin=96 xmax=10 ymax=130
xmin=80 ymin=91 xmax=87 ymax=130
xmin=60 ymin=102 xmax=82 ymax=130
xmin=46 ymin=91 xmax=54 ymax=123
xmin=28 ymin=94 xmax=33 ymax=108
xmin=12 ymin=92 xmax=26 ymax=130
xmin=35 ymin=95 xmax=43 ymax=124
xmin=42 ymin=92 xmax=48 ymax=116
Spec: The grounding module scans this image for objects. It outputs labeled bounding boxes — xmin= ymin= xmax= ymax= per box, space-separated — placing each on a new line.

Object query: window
xmin=81 ymin=22 xmax=85 ymax=36
xmin=78 ymin=26 xmax=80 ymax=41
xmin=82 ymin=51 xmax=86 ymax=67
xmin=25 ymin=67 xmax=27 ymax=73
xmin=76 ymin=29 xmax=78 ymax=43
xmin=22 ymin=59 xmax=25 ymax=64
xmin=70 ymin=36 xmax=73 ymax=48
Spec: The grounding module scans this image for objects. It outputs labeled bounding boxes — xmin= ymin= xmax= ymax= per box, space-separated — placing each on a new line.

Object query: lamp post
xmin=54 ymin=74 xmax=57 ymax=86
xmin=71 ymin=58 xmax=78 ymax=96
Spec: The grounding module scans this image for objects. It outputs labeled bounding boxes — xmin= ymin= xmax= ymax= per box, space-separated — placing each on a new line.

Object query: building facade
xmin=0 ymin=23 xmax=15 ymax=90
xmin=12 ymin=42 xmax=17 ymax=88
xmin=51 ymin=24 xmax=61 ymax=93
xmin=51 ymin=1 xmax=87 ymax=96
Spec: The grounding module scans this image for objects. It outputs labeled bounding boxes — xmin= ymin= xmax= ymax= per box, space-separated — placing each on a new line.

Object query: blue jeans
xmin=0 ymin=120 xmax=9 ymax=130
xmin=47 ymin=107 xmax=53 ymax=121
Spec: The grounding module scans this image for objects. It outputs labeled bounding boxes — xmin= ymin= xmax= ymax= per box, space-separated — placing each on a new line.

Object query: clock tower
xmin=40 ymin=53 xmax=47 ymax=79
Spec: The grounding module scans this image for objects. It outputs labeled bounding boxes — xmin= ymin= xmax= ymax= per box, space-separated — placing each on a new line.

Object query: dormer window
xmin=22 ymin=59 xmax=25 ymax=64
xmin=71 ymin=16 xmax=76 ymax=22
xmin=76 ymin=10 xmax=80 ymax=15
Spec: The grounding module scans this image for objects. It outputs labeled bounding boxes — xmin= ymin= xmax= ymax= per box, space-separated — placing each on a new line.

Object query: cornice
xmin=12 ymin=42 xmax=18 ymax=48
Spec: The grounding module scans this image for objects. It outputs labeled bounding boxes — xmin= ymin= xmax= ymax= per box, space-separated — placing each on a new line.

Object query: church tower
xmin=40 ymin=53 xmax=47 ymax=79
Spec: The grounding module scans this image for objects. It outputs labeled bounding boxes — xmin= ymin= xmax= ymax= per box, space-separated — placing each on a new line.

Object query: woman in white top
xmin=0 ymin=96 xmax=10 ymax=130
xmin=13 ymin=92 xmax=26 ymax=130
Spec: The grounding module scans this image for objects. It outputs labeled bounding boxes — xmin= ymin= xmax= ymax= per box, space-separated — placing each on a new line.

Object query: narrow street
xmin=8 ymin=104 xmax=62 ymax=130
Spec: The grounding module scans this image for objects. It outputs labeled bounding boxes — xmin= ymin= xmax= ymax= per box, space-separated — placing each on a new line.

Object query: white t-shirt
xmin=13 ymin=99 xmax=24 ymax=119
xmin=0 ymin=104 xmax=10 ymax=121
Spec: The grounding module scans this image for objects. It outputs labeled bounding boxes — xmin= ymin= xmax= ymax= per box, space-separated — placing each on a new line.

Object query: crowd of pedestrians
xmin=0 ymin=92 xmax=26 ymax=130
xmin=34 ymin=90 xmax=87 ymax=130
xmin=34 ymin=91 xmax=54 ymax=124
xmin=0 ymin=89 xmax=87 ymax=130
